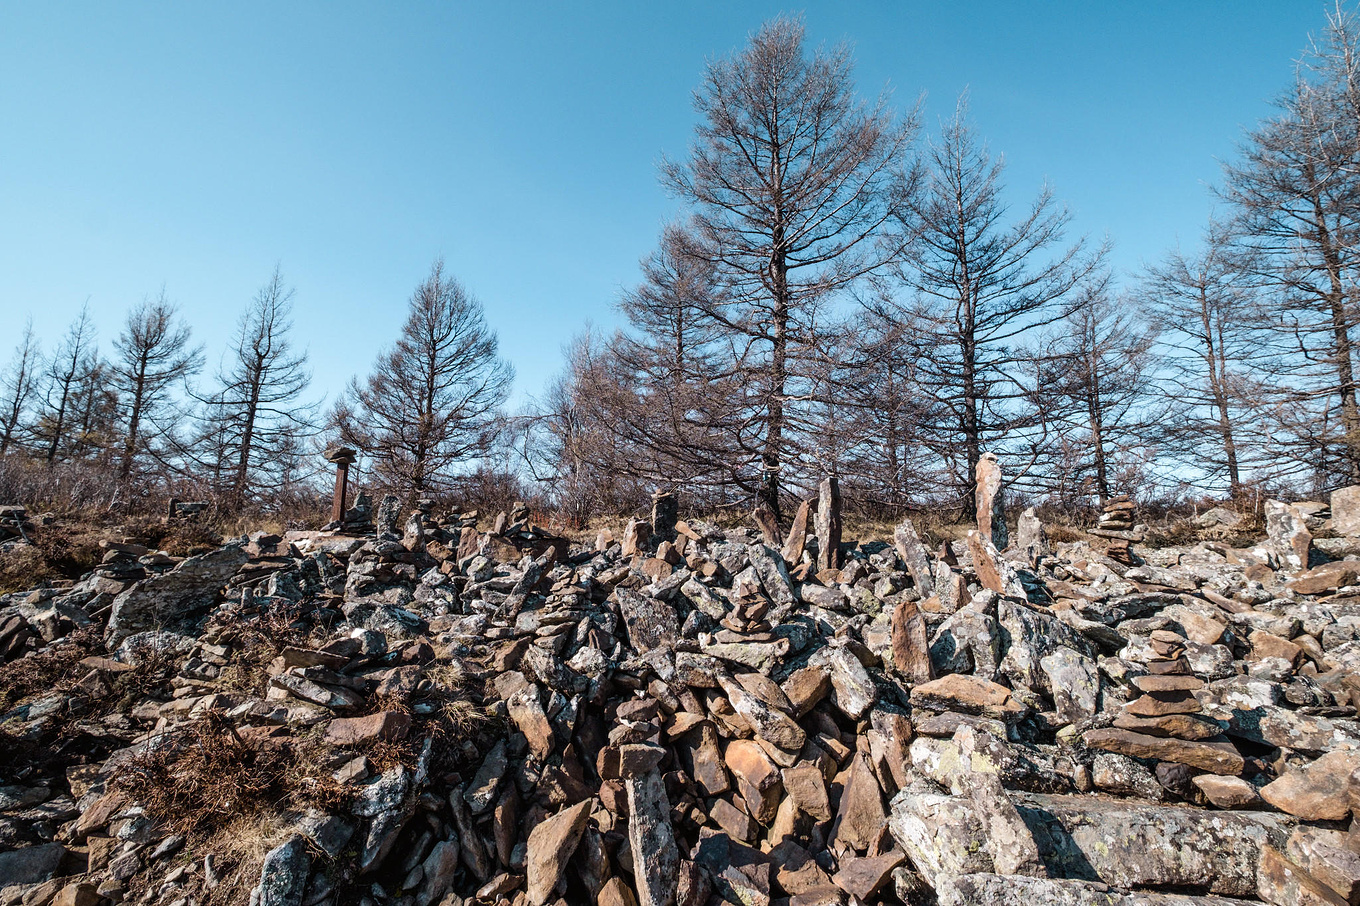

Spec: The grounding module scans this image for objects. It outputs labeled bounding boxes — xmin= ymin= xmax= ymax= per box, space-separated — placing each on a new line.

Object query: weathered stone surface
xmin=324 ymin=710 xmax=411 ymax=746
xmin=890 ymin=598 xmax=933 ymax=684
xmin=1192 ymin=775 xmax=1264 ymax=810
xmin=893 ymin=518 xmax=935 ymax=598
xmin=935 ymin=872 xmax=1261 ymax=906
xmin=725 ymin=739 xmax=782 ymax=825
xmin=616 ymin=588 xmax=679 ymax=653
xmin=627 ymin=769 xmax=679 ymax=906
xmin=1332 ymin=486 xmax=1360 ymax=536
xmin=1258 ymin=844 xmax=1348 ymax=906
xmin=1015 ymin=792 xmax=1293 ymax=897
xmin=976 ymin=452 xmax=1007 ymax=550
xmin=1084 ymin=728 xmax=1245 ymax=775
xmin=911 ymin=674 xmax=1025 ymax=719
xmin=106 ymin=543 xmax=248 ymax=646
xmin=526 ymin=800 xmax=592 ymax=905
xmin=815 ymin=477 xmax=842 ymax=572
xmin=831 ymin=754 xmax=886 ymax=852
xmin=258 ymin=835 xmax=310 ymax=906
xmin=0 ymin=842 xmax=66 ymax=887
xmin=1261 ymin=750 xmax=1360 ymax=821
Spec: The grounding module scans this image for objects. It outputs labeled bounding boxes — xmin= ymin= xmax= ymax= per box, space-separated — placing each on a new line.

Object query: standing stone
xmin=976 ymin=453 xmax=1006 ymax=549
xmin=376 ymin=494 xmax=402 ymax=538
xmin=751 ymin=505 xmax=782 ymax=547
xmin=258 ymin=835 xmax=310 ymax=906
xmin=621 ymin=519 xmax=652 ymax=558
xmin=893 ymin=519 xmax=935 ymax=598
xmin=1332 ymin=486 xmax=1360 ymax=536
xmin=651 ymin=491 xmax=678 ymax=545
xmin=1265 ymin=500 xmax=1312 ymax=570
xmin=815 ymin=477 xmax=843 ymax=572
xmin=627 ymin=769 xmax=679 ymax=906
xmin=526 ymin=800 xmax=592 ymax=905
xmin=781 ymin=498 xmax=814 ymax=565
xmin=891 ymin=599 xmax=934 ymax=685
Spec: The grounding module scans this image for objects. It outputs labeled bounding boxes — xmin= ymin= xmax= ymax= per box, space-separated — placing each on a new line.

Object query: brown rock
xmin=1083 ymin=728 xmax=1245 ymax=775
xmin=598 ymin=877 xmax=639 ymax=906
xmin=1262 ymin=751 xmax=1360 ymax=822
xmin=628 ymin=769 xmax=680 ymax=906
xmin=1123 ymin=692 xmax=1202 ymax=716
xmin=1258 ymin=844 xmax=1348 ymax=906
xmin=910 ymin=674 xmax=1024 ymax=718
xmin=1287 ymin=827 xmax=1360 ymax=905
xmin=725 ymin=739 xmax=783 ymax=825
xmin=831 ymin=754 xmax=885 ymax=852
xmin=890 ymin=599 xmax=933 ymax=685
xmin=1289 ymin=561 xmax=1360 ymax=596
xmin=1193 ymin=775 xmax=1264 ymax=809
xmin=1250 ymin=630 xmax=1304 ymax=668
xmin=782 ymin=499 xmax=814 ymax=565
xmin=525 ymin=800 xmax=592 ymax=905
xmin=1113 ymin=712 xmax=1223 ymax=740
xmin=1132 ymin=674 xmax=1204 ymax=693
xmin=833 ymin=851 xmax=904 ymax=901
xmin=709 ymin=797 xmax=755 ymax=842
xmin=782 ymin=764 xmax=831 ymax=821
xmin=324 ymin=710 xmax=411 ymax=746
xmin=782 ymin=666 xmax=831 ymax=718
xmin=815 ymin=477 xmax=843 ymax=572
xmin=1174 ymin=609 xmax=1226 ymax=645
xmin=768 ymin=840 xmax=835 ymax=896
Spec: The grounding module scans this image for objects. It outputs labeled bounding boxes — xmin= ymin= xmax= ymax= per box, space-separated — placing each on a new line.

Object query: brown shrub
xmin=0 ymin=542 xmax=58 ymax=594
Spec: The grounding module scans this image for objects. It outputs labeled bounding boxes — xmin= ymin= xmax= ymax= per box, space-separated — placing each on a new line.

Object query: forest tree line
xmin=3 ymin=12 xmax=1360 ymax=526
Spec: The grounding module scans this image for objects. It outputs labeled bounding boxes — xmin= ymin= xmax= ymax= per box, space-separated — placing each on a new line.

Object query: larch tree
xmin=0 ymin=320 xmax=39 ymax=456
xmin=659 ymin=14 xmax=918 ymax=520
xmin=36 ymin=305 xmax=97 ymax=465
xmin=112 ymin=291 xmax=202 ymax=484
xmin=885 ymin=98 xmax=1106 ymax=512
xmin=1220 ymin=6 xmax=1360 ymax=484
xmin=203 ymin=266 xmax=317 ymax=504
xmin=335 ymin=259 xmax=512 ymax=501
xmin=1142 ymin=225 xmax=1262 ymax=497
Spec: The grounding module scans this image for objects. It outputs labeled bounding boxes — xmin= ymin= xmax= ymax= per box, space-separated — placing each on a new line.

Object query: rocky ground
xmin=3 ymin=490 xmax=1360 ymax=906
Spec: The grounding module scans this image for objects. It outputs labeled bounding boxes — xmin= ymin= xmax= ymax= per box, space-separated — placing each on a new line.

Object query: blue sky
xmin=0 ymin=2 xmax=1334 ymax=410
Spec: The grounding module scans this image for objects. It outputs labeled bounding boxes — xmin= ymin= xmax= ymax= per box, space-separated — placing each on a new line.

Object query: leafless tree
xmin=1219 ymin=6 xmax=1360 ymax=485
xmin=883 ymin=97 xmax=1106 ymax=513
xmin=0 ymin=320 xmax=39 ymax=456
xmin=1142 ymin=224 xmax=1264 ymax=497
xmin=112 ymin=291 xmax=203 ymax=483
xmin=35 ymin=305 xmax=97 ymax=465
xmin=1045 ymin=287 xmax=1159 ymax=506
xmin=335 ymin=259 xmax=512 ymax=501
xmin=200 ymin=266 xmax=317 ymax=504
xmin=659 ymin=15 xmax=918 ymax=519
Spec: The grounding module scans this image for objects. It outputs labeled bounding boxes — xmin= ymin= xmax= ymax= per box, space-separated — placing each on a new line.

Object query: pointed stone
xmin=975 ymin=453 xmax=1006 ymax=549
xmin=525 ymin=800 xmax=592 ymax=905
xmin=890 ymin=598 xmax=933 ymax=685
xmin=815 ymin=477 xmax=842 ymax=572
xmin=893 ymin=519 xmax=935 ymax=598
xmin=781 ymin=499 xmax=814 ymax=565
xmin=628 ymin=769 xmax=679 ymax=906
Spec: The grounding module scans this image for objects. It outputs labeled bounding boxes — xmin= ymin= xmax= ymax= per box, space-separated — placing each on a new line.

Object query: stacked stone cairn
xmin=1091 ymin=495 xmax=1140 ymax=565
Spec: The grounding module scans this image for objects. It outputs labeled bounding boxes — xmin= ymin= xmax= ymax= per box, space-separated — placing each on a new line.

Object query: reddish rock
xmin=525 ymin=800 xmax=592 ymax=905
xmin=1083 ymin=728 xmax=1244 ymax=775
xmin=1262 ymin=751 xmax=1360 ymax=822
xmin=325 ymin=711 xmax=412 ymax=746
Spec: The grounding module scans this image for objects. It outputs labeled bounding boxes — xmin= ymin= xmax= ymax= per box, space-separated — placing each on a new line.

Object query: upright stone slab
xmin=1334 ymin=486 xmax=1360 ymax=536
xmin=781 ymin=498 xmax=814 ymax=565
xmin=627 ymin=769 xmax=679 ymax=906
xmin=976 ymin=453 xmax=1007 ymax=549
xmin=651 ymin=491 xmax=678 ymax=545
xmin=893 ymin=518 xmax=935 ymax=598
xmin=815 ymin=477 xmax=842 ymax=572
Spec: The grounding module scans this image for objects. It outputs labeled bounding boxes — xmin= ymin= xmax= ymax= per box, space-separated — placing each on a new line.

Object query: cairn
xmin=1091 ymin=494 xmax=1139 ymax=564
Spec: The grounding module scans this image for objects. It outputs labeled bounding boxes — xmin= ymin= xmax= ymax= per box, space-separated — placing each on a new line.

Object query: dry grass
xmin=0 ymin=542 xmax=59 ymax=594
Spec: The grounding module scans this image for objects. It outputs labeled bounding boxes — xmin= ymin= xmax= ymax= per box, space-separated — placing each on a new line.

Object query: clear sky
xmin=0 ymin=2 xmax=1335 ymax=411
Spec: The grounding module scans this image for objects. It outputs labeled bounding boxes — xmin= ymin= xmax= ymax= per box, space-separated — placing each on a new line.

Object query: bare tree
xmin=1142 ymin=225 xmax=1263 ymax=497
xmin=1046 ymin=287 xmax=1159 ymax=506
xmin=884 ymin=98 xmax=1106 ymax=513
xmin=0 ymin=320 xmax=39 ymax=456
xmin=112 ymin=291 xmax=203 ymax=483
xmin=335 ymin=259 xmax=512 ymax=500
xmin=659 ymin=15 xmax=918 ymax=519
xmin=34 ymin=305 xmax=97 ymax=465
xmin=1220 ymin=6 xmax=1360 ymax=484
xmin=202 ymin=266 xmax=317 ymax=504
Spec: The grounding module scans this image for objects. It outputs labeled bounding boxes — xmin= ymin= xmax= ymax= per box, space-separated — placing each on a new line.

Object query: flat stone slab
xmin=934 ymin=871 xmax=1264 ymax=906
xmin=1015 ymin=793 xmax=1294 ymax=898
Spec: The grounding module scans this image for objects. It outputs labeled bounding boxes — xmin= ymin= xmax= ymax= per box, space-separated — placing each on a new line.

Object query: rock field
xmin=4 ymin=489 xmax=1360 ymax=906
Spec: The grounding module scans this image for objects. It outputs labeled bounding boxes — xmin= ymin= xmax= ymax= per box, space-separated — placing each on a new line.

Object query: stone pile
xmin=0 ymin=506 xmax=33 ymax=543
xmin=7 ymin=482 xmax=1360 ymax=905
xmin=1091 ymin=495 xmax=1140 ymax=565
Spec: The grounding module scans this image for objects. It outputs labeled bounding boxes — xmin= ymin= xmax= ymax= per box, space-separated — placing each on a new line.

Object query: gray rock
xmin=258 ymin=835 xmax=310 ymax=906
xmin=106 ymin=544 xmax=248 ymax=646
xmin=627 ymin=768 xmax=679 ymax=906
xmin=0 ymin=842 xmax=65 ymax=887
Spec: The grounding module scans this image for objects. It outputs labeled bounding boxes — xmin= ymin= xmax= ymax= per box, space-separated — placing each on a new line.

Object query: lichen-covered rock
xmin=106 ymin=543 xmax=248 ymax=646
